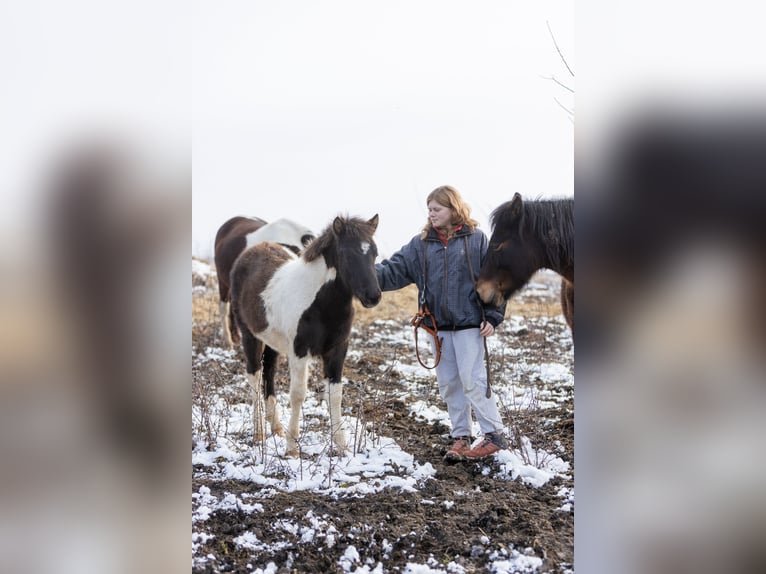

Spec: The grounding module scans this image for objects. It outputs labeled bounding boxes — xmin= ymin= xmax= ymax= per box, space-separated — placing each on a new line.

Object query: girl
xmin=376 ymin=185 xmax=509 ymax=462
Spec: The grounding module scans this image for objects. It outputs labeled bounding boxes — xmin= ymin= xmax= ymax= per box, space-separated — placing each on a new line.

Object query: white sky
xmin=192 ymin=0 xmax=574 ymax=259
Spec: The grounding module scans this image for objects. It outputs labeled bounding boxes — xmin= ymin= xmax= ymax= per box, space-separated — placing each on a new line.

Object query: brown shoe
xmin=464 ymin=432 xmax=508 ymax=460
xmin=444 ymin=436 xmax=472 ymax=463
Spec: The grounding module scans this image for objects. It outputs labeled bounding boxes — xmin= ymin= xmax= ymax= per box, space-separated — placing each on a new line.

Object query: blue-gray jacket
xmin=375 ymin=226 xmax=506 ymax=329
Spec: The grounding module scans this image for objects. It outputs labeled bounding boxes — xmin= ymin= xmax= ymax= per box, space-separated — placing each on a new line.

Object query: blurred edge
xmin=575 ymin=1 xmax=766 ymax=571
xmin=0 ymin=137 xmax=191 ymax=574
xmin=0 ymin=2 xmax=190 ymax=574
xmin=576 ymin=48 xmax=766 ymax=574
xmin=576 ymin=107 xmax=766 ymax=574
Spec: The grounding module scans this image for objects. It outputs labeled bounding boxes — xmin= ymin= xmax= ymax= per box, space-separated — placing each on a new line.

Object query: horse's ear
xmin=367 ymin=214 xmax=379 ymax=232
xmin=333 ymin=216 xmax=345 ymax=235
xmin=510 ymin=193 xmax=523 ymax=217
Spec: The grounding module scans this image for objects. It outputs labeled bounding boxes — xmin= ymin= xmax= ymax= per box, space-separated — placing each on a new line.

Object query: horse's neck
xmin=302 ymin=257 xmax=355 ymax=323
xmin=542 ymin=240 xmax=574 ymax=281
xmin=277 ymin=256 xmax=337 ymax=312
xmin=299 ymin=255 xmax=338 ymax=287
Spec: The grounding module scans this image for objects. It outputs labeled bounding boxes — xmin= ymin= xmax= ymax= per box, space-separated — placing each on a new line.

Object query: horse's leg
xmin=219 ymin=299 xmax=235 ymax=348
xmin=239 ymin=327 xmax=266 ymax=442
xmin=262 ymin=346 xmax=284 ymax=437
xmin=285 ymin=356 xmax=309 ymax=458
xmin=217 ymin=276 xmax=235 ymax=348
xmin=323 ymin=346 xmax=348 ymax=455
xmin=560 ymin=278 xmax=574 ymax=335
xmin=228 ymin=301 xmax=240 ymax=346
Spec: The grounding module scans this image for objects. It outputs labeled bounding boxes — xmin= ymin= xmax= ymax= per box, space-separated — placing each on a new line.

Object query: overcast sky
xmin=193 ymin=0 xmax=574 ymax=259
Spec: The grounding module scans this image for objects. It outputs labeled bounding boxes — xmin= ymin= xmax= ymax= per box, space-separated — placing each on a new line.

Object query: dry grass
xmin=504 ymin=270 xmax=565 ymax=321
xmin=507 ymin=295 xmax=562 ymax=320
xmin=353 ymin=284 xmax=418 ymax=326
xmin=192 ymin=290 xmax=220 ymax=325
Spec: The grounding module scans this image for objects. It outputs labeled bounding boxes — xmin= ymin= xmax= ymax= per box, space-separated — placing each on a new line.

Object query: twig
xmin=541 ymin=74 xmax=574 ymax=93
xmin=553 ymin=97 xmax=575 ymax=123
xmin=546 ymin=21 xmax=574 ymax=77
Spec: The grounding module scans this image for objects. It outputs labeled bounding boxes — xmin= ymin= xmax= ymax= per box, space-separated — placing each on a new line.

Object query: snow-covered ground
xmin=192 ymin=260 xmax=573 ymax=573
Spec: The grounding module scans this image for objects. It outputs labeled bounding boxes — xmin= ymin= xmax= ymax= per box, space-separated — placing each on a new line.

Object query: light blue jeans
xmin=431 ymin=328 xmax=504 ymax=438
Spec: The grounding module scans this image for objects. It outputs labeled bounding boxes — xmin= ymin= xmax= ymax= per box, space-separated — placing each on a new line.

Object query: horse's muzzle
xmin=359 ymin=291 xmax=382 ymax=308
xmin=476 ymin=279 xmax=505 ymax=308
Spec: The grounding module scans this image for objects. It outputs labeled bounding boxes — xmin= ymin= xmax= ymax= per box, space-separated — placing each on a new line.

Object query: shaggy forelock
xmin=303 ymin=216 xmax=376 ymax=262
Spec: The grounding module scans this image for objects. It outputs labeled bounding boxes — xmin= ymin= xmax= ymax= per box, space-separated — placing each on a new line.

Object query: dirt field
xmin=192 ymin=261 xmax=574 ymax=573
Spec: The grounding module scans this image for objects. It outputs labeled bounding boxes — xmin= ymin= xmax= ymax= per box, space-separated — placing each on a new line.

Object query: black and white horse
xmin=230 ymin=215 xmax=381 ymax=457
xmin=214 ymin=216 xmax=315 ymax=348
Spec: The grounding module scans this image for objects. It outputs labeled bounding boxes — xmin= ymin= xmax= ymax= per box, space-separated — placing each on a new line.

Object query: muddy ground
xmin=192 ymin=268 xmax=574 ymax=573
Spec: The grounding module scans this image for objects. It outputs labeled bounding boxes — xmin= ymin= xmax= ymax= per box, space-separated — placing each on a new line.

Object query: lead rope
xmin=411 ymin=241 xmax=442 ymax=369
xmin=464 ymin=236 xmax=493 ymax=398
xmin=411 ymin=303 xmax=442 ymax=369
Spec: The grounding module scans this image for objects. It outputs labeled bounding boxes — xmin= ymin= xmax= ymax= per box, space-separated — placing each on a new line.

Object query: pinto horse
xmin=214 ymin=216 xmax=315 ymax=348
xmin=229 ymin=215 xmax=381 ymax=457
xmin=477 ymin=193 xmax=574 ymax=334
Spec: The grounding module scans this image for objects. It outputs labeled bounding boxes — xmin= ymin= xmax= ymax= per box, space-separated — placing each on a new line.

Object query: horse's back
xmin=232 ymin=242 xmax=294 ymax=294
xmin=245 ymin=218 xmax=315 ymax=253
xmin=214 ymin=216 xmax=268 ymax=249
xmin=231 ymin=242 xmax=297 ymax=346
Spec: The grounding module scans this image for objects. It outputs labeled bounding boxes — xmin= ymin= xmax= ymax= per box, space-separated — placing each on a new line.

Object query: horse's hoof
xmin=272 ymin=427 xmax=285 ymax=437
xmin=284 ymin=448 xmax=299 ymax=458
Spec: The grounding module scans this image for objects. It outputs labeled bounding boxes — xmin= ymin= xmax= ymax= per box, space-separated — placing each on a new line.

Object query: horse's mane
xmin=303 ymin=216 xmax=375 ymax=262
xmin=491 ymin=197 xmax=574 ymax=269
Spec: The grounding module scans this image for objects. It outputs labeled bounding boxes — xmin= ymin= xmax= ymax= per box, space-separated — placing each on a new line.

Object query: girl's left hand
xmin=479 ymin=321 xmax=494 ymax=337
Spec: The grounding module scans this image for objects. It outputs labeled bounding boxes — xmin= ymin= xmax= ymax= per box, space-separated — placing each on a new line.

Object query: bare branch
xmin=547 ymin=20 xmax=574 ymax=78
xmin=541 ymin=74 xmax=574 ymax=94
xmin=553 ymin=97 xmax=574 ymax=121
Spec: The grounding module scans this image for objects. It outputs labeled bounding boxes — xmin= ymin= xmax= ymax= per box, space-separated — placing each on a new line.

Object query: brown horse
xmin=476 ymin=193 xmax=574 ymax=334
xmin=214 ymin=216 xmax=315 ymax=347
xmin=229 ymin=215 xmax=381 ymax=457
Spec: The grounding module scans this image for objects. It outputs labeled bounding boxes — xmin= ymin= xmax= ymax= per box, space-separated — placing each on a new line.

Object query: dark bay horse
xmin=214 ymin=216 xmax=315 ymax=347
xmin=477 ymin=193 xmax=574 ymax=334
xmin=229 ymin=215 xmax=381 ymax=457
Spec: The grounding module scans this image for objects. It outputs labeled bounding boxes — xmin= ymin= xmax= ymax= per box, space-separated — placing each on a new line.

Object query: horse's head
xmin=330 ymin=214 xmax=382 ymax=308
xmin=477 ymin=193 xmax=541 ymax=306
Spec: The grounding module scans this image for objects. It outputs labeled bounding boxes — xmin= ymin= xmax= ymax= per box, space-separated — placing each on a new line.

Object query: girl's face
xmin=427 ymin=200 xmax=453 ymax=230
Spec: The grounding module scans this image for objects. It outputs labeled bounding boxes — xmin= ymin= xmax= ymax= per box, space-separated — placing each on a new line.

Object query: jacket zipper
xmin=442 ymin=242 xmax=450 ymax=326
